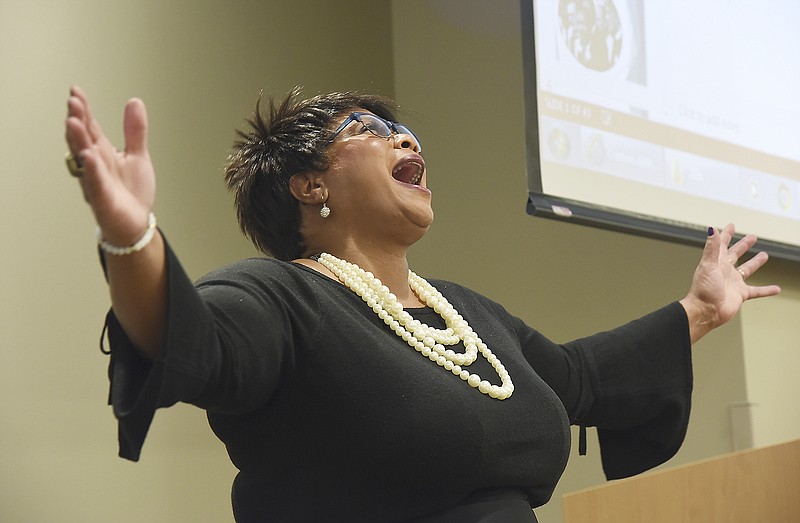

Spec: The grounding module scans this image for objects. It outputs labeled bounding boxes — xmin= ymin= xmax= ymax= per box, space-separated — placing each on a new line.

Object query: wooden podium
xmin=562 ymin=439 xmax=800 ymax=523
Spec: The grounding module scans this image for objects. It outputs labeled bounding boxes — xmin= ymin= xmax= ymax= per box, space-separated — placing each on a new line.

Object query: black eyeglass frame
xmin=324 ymin=112 xmax=422 ymax=152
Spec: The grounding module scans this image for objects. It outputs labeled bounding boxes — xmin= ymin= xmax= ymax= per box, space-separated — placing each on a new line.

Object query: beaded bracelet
xmin=96 ymin=213 xmax=157 ymax=255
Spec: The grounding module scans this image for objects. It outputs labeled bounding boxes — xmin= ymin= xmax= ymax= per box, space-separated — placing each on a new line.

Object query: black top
xmin=104 ymin=237 xmax=693 ymax=522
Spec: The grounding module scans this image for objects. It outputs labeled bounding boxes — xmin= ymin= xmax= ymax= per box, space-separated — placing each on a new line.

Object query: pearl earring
xmin=320 ymin=202 xmax=331 ymax=218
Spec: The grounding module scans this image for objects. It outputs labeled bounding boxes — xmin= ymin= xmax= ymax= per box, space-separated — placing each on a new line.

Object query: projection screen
xmin=522 ymin=0 xmax=800 ymax=260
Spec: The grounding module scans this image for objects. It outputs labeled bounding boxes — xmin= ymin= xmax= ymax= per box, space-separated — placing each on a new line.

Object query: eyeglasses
xmin=325 ymin=112 xmax=421 ymax=152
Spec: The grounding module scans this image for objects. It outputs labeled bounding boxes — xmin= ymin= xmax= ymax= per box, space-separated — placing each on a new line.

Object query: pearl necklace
xmin=317 ymin=253 xmax=514 ymax=400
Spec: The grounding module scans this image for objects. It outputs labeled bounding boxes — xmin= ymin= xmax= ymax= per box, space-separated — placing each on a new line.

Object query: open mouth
xmin=392 ymin=154 xmax=425 ymax=186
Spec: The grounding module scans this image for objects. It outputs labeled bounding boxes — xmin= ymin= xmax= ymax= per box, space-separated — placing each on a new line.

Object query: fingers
xmin=66 ymin=94 xmax=91 ymax=154
xmin=710 ymin=223 xmax=757 ymax=265
xmin=714 ymin=223 xmax=734 ymax=248
xmin=75 ymin=148 xmax=105 ymax=201
xmin=64 ymin=86 xmax=158 ymax=237
xmin=722 ymin=231 xmax=781 ymax=299
xmin=707 ymin=223 xmax=766 ymax=281
xmin=65 ymin=114 xmax=89 ymax=156
xmin=748 ymin=284 xmax=782 ymax=300
xmin=66 ymin=86 xmax=112 ymax=148
xmin=123 ymin=98 xmax=148 ymax=156
xmin=70 ymin=85 xmax=90 ymax=109
xmin=701 ymin=225 xmax=723 ymax=266
xmin=67 ymin=87 xmax=92 ymax=141
xmin=737 ymin=250 xmax=768 ymax=278
xmin=65 ymin=86 xmax=120 ymax=174
xmin=65 ymin=88 xmax=113 ymax=203
xmin=69 ymin=86 xmax=104 ymax=143
xmin=728 ymin=234 xmax=758 ymax=263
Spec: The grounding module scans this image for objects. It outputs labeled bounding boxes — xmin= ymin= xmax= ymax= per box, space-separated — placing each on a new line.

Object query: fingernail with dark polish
xmin=708 ymin=227 xmax=715 ymax=237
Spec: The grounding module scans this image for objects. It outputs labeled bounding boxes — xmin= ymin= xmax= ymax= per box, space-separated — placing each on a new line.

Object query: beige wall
xmin=741 ymin=268 xmax=800 ymax=448
xmin=1 ymin=1 xmax=797 ymax=522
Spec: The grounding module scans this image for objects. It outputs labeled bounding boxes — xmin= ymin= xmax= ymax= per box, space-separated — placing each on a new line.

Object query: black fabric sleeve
xmin=569 ymin=302 xmax=693 ymax=479
xmin=103 ymin=237 xmax=288 ymax=461
xmin=516 ymin=302 xmax=693 ymax=479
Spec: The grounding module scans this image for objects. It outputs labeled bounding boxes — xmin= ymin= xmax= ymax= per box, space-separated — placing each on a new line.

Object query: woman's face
xmin=322 ymin=111 xmax=433 ymax=245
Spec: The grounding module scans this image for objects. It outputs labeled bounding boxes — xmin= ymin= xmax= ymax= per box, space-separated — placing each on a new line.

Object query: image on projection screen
xmin=528 ymin=0 xmax=800 ymax=249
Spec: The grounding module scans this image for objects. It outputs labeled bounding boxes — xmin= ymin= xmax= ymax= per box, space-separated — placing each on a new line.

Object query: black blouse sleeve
xmin=516 ymin=302 xmax=693 ymax=479
xmin=103 ymin=236 xmax=289 ymax=462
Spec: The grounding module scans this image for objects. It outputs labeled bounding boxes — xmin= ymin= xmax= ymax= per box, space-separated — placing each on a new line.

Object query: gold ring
xmin=65 ymin=152 xmax=83 ymax=177
xmin=738 ymin=268 xmax=746 ymax=279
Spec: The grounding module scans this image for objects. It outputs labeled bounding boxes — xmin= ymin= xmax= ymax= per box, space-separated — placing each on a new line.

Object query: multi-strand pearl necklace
xmin=317 ymin=253 xmax=514 ymax=400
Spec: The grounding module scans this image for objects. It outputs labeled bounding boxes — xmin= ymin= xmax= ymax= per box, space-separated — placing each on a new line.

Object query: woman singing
xmin=64 ymin=86 xmax=779 ymax=522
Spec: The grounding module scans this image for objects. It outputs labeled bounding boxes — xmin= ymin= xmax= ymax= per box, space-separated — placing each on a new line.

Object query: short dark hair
xmin=224 ymin=87 xmax=397 ymax=260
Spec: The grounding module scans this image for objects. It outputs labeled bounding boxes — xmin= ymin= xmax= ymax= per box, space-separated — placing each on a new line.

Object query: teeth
xmin=392 ymin=161 xmax=425 ymax=185
xmin=408 ymin=161 xmax=422 ymax=185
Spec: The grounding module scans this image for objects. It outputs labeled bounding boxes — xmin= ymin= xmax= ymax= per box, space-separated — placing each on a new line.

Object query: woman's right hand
xmin=65 ymin=86 xmax=167 ymax=359
xmin=65 ymin=86 xmax=155 ymax=246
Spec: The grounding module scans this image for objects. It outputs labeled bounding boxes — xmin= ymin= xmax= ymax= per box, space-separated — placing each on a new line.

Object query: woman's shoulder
xmin=193 ymin=257 xmax=331 ymax=316
xmin=429 ymin=277 xmax=527 ymax=319
xmin=426 ymin=278 xmax=502 ymax=310
xmin=195 ymin=257 xmax=315 ymax=289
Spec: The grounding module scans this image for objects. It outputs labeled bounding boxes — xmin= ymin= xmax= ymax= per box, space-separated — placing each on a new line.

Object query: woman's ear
xmin=289 ymin=172 xmax=327 ymax=205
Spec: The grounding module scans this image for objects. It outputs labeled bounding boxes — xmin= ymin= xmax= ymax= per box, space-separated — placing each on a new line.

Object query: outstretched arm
xmin=679 ymin=223 xmax=781 ymax=344
xmin=65 ymin=86 xmax=166 ymax=359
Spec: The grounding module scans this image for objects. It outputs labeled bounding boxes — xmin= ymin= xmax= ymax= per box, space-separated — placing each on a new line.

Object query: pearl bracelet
xmin=96 ymin=213 xmax=157 ymax=255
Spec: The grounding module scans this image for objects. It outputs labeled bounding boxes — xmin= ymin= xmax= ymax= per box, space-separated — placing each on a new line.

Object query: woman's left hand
xmin=679 ymin=223 xmax=781 ymax=344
